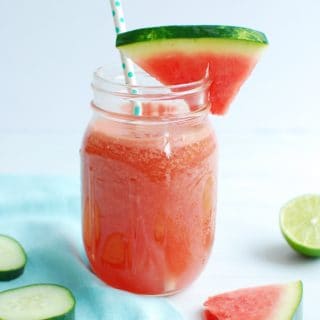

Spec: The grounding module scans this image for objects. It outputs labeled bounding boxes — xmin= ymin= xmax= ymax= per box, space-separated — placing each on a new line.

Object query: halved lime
xmin=280 ymin=194 xmax=320 ymax=257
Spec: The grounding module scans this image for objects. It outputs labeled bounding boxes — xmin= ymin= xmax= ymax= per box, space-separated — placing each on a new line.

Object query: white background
xmin=1 ymin=0 xmax=320 ymax=172
xmin=1 ymin=0 xmax=320 ymax=319
xmin=2 ymin=0 xmax=320 ymax=139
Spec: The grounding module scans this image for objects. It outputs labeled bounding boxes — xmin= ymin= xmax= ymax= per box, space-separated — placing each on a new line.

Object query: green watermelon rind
xmin=276 ymin=281 xmax=303 ymax=320
xmin=116 ymin=25 xmax=268 ymax=47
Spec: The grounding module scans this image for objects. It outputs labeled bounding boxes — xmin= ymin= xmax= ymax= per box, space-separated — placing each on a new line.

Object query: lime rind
xmin=280 ymin=194 xmax=320 ymax=257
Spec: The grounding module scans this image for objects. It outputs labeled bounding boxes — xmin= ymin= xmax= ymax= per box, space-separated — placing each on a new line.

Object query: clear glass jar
xmin=81 ymin=67 xmax=218 ymax=295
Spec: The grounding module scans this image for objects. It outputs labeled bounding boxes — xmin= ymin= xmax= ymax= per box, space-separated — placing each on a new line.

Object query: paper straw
xmin=109 ymin=0 xmax=142 ymax=116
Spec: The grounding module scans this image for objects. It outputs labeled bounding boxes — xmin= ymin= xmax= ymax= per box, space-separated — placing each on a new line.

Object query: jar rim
xmin=91 ymin=65 xmax=212 ymax=122
xmin=92 ymin=66 xmax=211 ymax=99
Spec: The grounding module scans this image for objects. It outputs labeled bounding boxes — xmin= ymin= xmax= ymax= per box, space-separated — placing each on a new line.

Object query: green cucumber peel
xmin=0 ymin=235 xmax=27 ymax=281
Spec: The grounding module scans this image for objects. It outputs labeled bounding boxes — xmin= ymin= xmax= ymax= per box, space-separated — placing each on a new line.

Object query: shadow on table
xmin=253 ymin=242 xmax=320 ymax=267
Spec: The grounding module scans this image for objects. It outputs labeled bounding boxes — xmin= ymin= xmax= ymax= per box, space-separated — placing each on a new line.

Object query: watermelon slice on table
xmin=203 ymin=281 xmax=303 ymax=320
xmin=116 ymin=25 xmax=268 ymax=115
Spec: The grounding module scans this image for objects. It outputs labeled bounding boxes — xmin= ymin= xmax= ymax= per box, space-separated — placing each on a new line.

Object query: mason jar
xmin=81 ymin=66 xmax=217 ymax=295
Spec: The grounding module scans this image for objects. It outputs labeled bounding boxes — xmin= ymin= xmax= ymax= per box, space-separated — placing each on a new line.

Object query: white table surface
xmin=1 ymin=124 xmax=320 ymax=319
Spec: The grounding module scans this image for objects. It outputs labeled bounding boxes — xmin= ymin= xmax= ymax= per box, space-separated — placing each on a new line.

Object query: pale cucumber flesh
xmin=0 ymin=284 xmax=75 ymax=320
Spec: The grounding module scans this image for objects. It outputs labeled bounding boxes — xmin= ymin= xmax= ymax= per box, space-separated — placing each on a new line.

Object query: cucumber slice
xmin=0 ymin=284 xmax=76 ymax=320
xmin=0 ymin=235 xmax=27 ymax=281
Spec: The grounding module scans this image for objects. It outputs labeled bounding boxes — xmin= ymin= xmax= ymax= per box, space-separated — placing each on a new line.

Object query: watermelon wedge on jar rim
xmin=116 ymin=25 xmax=268 ymax=115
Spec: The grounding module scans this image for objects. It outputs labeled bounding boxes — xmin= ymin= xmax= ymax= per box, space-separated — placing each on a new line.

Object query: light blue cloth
xmin=0 ymin=175 xmax=183 ymax=319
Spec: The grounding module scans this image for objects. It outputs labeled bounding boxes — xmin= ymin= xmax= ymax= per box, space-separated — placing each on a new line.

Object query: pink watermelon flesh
xmin=203 ymin=310 xmax=219 ymax=320
xmin=132 ymin=53 xmax=258 ymax=115
xmin=203 ymin=282 xmax=301 ymax=320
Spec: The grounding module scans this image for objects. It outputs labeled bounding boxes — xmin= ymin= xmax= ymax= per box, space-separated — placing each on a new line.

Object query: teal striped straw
xmin=109 ymin=0 xmax=142 ymax=116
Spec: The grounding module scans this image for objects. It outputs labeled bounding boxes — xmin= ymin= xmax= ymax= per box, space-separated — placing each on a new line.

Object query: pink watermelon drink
xmin=82 ymin=72 xmax=217 ymax=294
xmin=82 ymin=25 xmax=267 ymax=295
